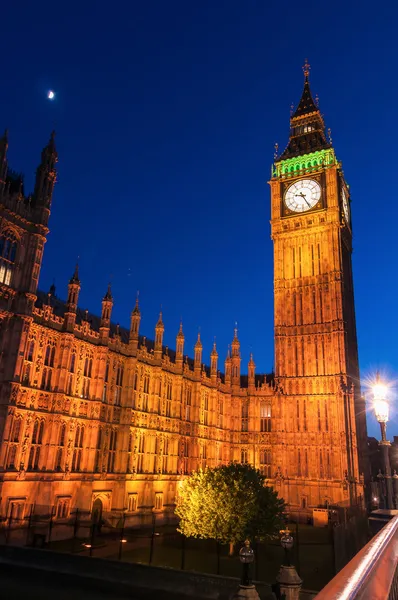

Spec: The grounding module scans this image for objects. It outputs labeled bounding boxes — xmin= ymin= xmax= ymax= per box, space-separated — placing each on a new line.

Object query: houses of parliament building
xmin=0 ymin=66 xmax=368 ymax=522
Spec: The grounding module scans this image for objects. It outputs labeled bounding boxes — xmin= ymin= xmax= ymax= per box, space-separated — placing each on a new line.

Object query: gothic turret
xmin=279 ymin=61 xmax=330 ymax=160
xmin=129 ymin=295 xmax=141 ymax=351
xmin=99 ymin=284 xmax=113 ymax=343
xmin=194 ymin=332 xmax=202 ymax=374
xmin=224 ymin=347 xmax=231 ymax=387
xmin=154 ymin=311 xmax=164 ymax=360
xmin=176 ymin=321 xmax=184 ymax=370
xmin=231 ymin=326 xmax=241 ymax=387
xmin=0 ymin=130 xmax=8 ymax=196
xmin=34 ymin=131 xmax=57 ymax=225
xmin=64 ymin=264 xmax=80 ymax=332
xmin=248 ymin=353 xmax=256 ymax=389
xmin=210 ymin=341 xmax=218 ymax=383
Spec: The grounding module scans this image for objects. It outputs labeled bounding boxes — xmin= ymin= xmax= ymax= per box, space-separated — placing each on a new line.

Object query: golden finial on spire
xmin=303 ymin=59 xmax=310 ymax=80
xmin=290 ymin=103 xmax=294 ymax=117
xmin=315 ymin=93 xmax=320 ymax=108
xmin=327 ymin=128 xmax=333 ymax=144
xmin=274 ymin=142 xmax=279 ymax=160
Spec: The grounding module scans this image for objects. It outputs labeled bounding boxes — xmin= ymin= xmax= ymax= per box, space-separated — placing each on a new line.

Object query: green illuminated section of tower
xmin=272 ymin=148 xmax=337 ymax=178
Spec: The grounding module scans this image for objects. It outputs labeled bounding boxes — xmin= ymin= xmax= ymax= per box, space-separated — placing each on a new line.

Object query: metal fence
xmin=0 ymin=504 xmax=370 ymax=592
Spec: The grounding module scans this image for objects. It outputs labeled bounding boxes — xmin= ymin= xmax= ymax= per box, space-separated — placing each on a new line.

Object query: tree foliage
xmin=176 ymin=463 xmax=285 ymax=545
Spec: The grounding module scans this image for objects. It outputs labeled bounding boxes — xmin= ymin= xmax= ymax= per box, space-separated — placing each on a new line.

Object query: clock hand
xmin=295 ymin=192 xmax=311 ymax=207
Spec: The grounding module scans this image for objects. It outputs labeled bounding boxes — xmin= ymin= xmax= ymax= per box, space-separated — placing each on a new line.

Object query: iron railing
xmin=315 ymin=513 xmax=398 ymax=600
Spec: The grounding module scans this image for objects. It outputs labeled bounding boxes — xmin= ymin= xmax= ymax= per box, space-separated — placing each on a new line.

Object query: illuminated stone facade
xmin=0 ymin=69 xmax=367 ymax=522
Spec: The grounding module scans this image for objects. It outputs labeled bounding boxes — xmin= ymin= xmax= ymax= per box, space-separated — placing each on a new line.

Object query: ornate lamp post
xmin=232 ymin=540 xmax=259 ymax=600
xmin=373 ymin=375 xmax=394 ymax=510
xmin=280 ymin=527 xmax=294 ymax=566
xmin=276 ymin=528 xmax=302 ymax=600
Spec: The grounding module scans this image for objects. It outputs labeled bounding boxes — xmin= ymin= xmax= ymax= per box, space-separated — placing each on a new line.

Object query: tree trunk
xmin=229 ymin=541 xmax=235 ymax=556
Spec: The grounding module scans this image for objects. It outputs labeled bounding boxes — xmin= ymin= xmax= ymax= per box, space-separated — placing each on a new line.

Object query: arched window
xmin=67 ymin=374 xmax=73 ymax=396
xmin=107 ymin=430 xmax=117 ymax=473
xmin=50 ymin=346 xmax=55 ymax=367
xmin=59 ymin=424 xmax=66 ymax=446
xmin=32 ymin=421 xmax=39 ymax=444
xmin=27 ymin=341 xmax=35 ymax=362
xmin=22 ymin=363 xmax=30 ymax=385
xmin=260 ymin=402 xmax=271 ymax=432
xmin=11 ymin=418 xmax=21 ymax=442
xmin=0 ymin=230 xmax=18 ymax=286
xmin=38 ymin=421 xmax=44 ymax=444
xmin=69 ymin=353 xmax=76 ymax=373
xmin=45 ymin=345 xmax=51 ymax=366
xmin=7 ymin=445 xmax=17 ymax=469
xmin=28 ymin=420 xmax=44 ymax=471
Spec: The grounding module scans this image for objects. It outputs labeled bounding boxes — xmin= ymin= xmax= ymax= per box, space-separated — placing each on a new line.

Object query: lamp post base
xmin=231 ymin=584 xmax=260 ymax=600
xmin=276 ymin=565 xmax=302 ymax=600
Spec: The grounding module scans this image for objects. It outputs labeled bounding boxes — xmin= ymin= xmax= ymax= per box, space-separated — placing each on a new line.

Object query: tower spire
xmin=176 ymin=320 xmax=185 ymax=370
xmin=34 ymin=131 xmax=57 ymax=221
xmin=100 ymin=283 xmax=113 ymax=343
xmin=278 ymin=62 xmax=331 ymax=160
xmin=303 ymin=58 xmax=310 ymax=81
xmin=129 ymin=292 xmax=141 ymax=350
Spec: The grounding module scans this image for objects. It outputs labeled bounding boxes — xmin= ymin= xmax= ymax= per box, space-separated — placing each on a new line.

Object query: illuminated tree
xmin=175 ymin=463 xmax=285 ymax=554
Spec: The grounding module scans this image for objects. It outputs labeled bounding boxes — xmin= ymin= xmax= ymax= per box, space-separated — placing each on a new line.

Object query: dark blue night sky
xmin=2 ymin=1 xmax=397 ymax=437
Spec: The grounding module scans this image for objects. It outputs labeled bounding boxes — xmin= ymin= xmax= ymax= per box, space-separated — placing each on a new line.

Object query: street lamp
xmin=232 ymin=540 xmax=260 ymax=600
xmin=280 ymin=527 xmax=294 ymax=566
xmin=239 ymin=539 xmax=254 ymax=587
xmin=373 ymin=374 xmax=393 ymax=510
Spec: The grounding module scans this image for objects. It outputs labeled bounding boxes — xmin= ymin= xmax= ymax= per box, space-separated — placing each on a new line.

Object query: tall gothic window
xmin=137 ymin=434 xmax=145 ymax=474
xmin=127 ymin=433 xmax=133 ymax=473
xmin=6 ymin=417 xmax=22 ymax=470
xmin=260 ymin=402 xmax=271 ymax=432
xmin=102 ymin=359 xmax=109 ymax=403
xmin=203 ymin=393 xmax=209 ymax=426
xmin=28 ymin=420 xmax=44 ymax=471
xmin=165 ymin=380 xmax=172 ymax=417
xmin=185 ymin=386 xmax=192 ymax=421
xmin=44 ymin=343 xmax=55 ymax=367
xmin=22 ymin=363 xmax=31 ymax=385
xmin=142 ymin=372 xmax=149 ymax=411
xmin=218 ymin=399 xmax=224 ymax=429
xmin=115 ymin=364 xmax=123 ymax=406
xmin=27 ymin=341 xmax=35 ymax=362
xmin=260 ymin=448 xmax=271 ymax=477
xmin=55 ymin=423 xmax=66 ymax=471
xmin=82 ymin=355 xmax=93 ymax=399
xmin=0 ymin=230 xmax=18 ymax=286
xmin=72 ymin=425 xmax=84 ymax=472
xmin=241 ymin=402 xmax=249 ymax=432
xmin=107 ymin=430 xmax=117 ymax=472
xmin=40 ymin=367 xmax=52 ymax=391
xmin=95 ymin=427 xmax=102 ymax=472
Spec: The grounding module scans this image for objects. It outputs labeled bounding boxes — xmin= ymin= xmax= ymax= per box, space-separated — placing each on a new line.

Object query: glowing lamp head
xmin=47 ymin=90 xmax=55 ymax=100
xmin=374 ymin=398 xmax=389 ymax=423
xmin=239 ymin=540 xmax=254 ymax=564
xmin=373 ymin=383 xmax=388 ymax=402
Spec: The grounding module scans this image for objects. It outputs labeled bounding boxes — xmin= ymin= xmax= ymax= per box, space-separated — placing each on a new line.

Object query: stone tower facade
xmin=0 ymin=67 xmax=367 ymax=524
xmin=269 ymin=63 xmax=367 ymax=508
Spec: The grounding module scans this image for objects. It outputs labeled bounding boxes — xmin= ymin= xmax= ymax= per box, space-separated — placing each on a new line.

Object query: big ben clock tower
xmin=270 ymin=63 xmax=368 ymax=508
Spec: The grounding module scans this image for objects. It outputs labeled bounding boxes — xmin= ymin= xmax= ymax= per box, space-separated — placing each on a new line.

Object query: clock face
xmin=342 ymin=188 xmax=350 ymax=222
xmin=284 ymin=179 xmax=321 ymax=213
